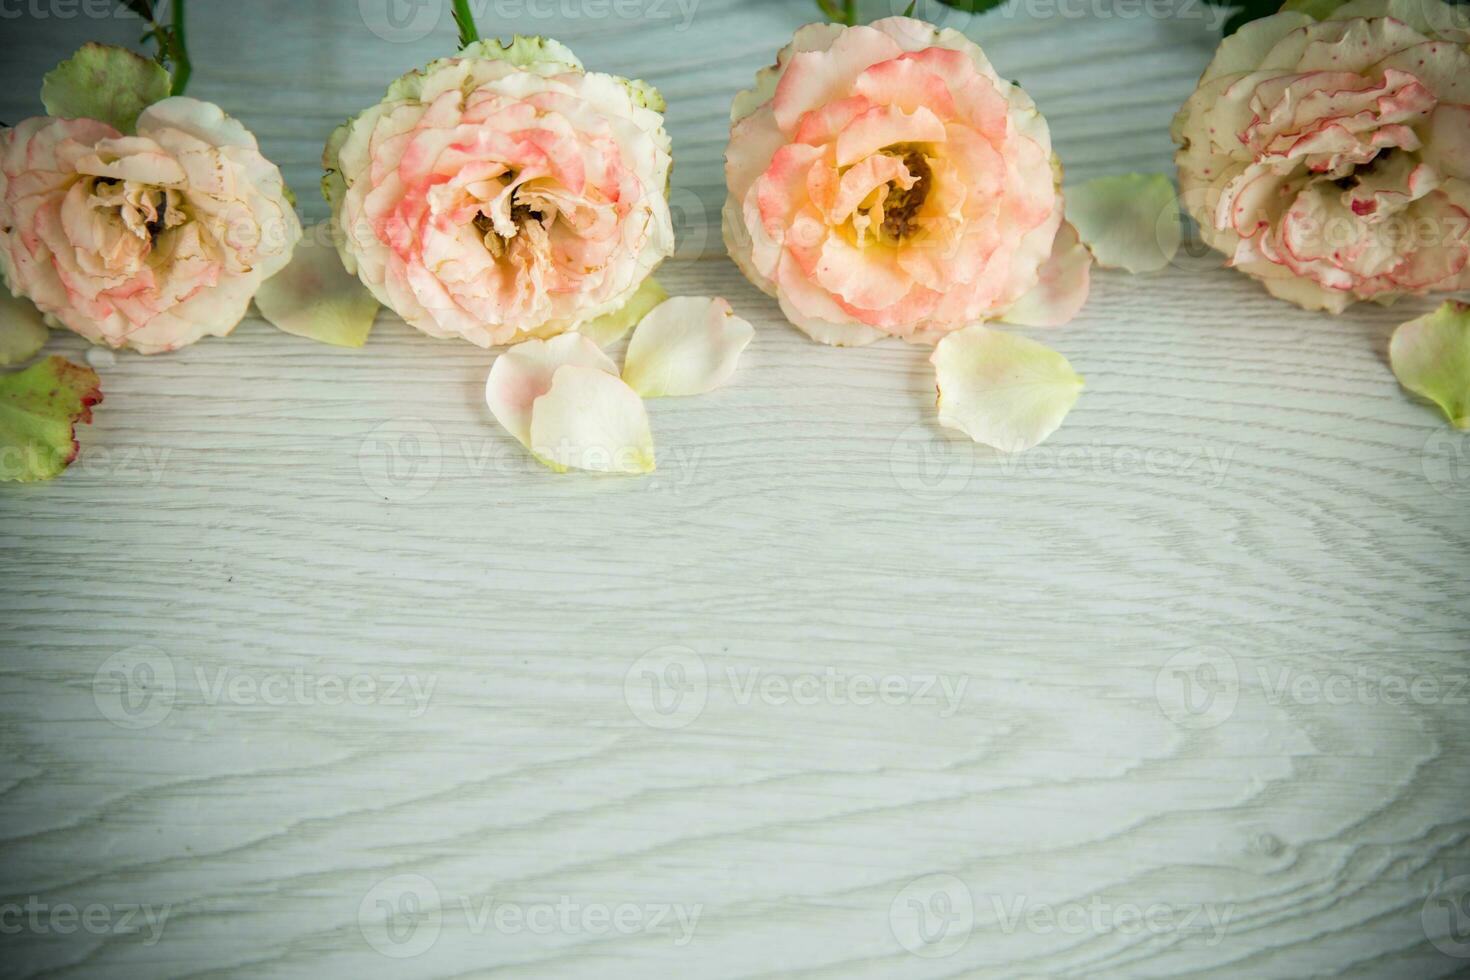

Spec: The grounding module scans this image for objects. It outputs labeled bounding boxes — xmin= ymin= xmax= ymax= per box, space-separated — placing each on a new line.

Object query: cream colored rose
xmin=1173 ymin=0 xmax=1470 ymax=311
xmin=0 ymin=98 xmax=300 ymax=354
xmin=723 ymin=17 xmax=1085 ymax=346
xmin=324 ymin=37 xmax=674 ymax=348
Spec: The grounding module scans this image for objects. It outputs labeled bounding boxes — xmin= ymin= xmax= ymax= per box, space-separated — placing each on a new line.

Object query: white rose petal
xmin=931 ymin=325 xmax=1084 ymax=453
xmin=485 ymin=333 xmax=618 ymax=450
xmin=623 ymin=296 xmax=754 ymax=397
xmin=254 ymin=223 xmax=380 ymax=348
xmin=528 ymin=364 xmax=655 ymax=474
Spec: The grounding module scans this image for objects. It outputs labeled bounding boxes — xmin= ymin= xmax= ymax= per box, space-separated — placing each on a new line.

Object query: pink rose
xmin=324 ymin=37 xmax=674 ymax=348
xmin=0 ymin=98 xmax=300 ymax=354
xmin=1173 ymin=0 xmax=1470 ymax=312
xmin=723 ymin=16 xmax=1079 ymax=346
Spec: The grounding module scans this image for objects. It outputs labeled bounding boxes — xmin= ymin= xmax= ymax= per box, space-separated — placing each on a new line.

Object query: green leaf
xmin=40 ymin=42 xmax=172 ymax=134
xmin=1390 ymin=301 xmax=1470 ymax=429
xmin=254 ymin=225 xmax=380 ymax=348
xmin=0 ymin=355 xmax=102 ymax=483
xmin=0 ymin=290 xmax=50 ymax=367
xmin=574 ymin=277 xmax=668 ymax=348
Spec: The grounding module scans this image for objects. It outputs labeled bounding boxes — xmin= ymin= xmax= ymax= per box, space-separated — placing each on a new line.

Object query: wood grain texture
xmin=1 ymin=1 xmax=1469 ymax=977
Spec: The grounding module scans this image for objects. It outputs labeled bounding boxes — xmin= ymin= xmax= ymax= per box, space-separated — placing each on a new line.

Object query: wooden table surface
xmin=2 ymin=0 xmax=1468 ymax=976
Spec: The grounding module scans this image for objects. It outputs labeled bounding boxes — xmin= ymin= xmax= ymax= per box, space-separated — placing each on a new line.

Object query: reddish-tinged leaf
xmin=0 ymin=355 xmax=103 ymax=483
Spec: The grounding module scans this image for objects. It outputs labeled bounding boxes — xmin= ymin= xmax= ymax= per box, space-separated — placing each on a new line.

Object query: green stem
xmin=843 ymin=0 xmax=857 ymax=25
xmin=168 ymin=0 xmax=190 ymax=95
xmin=452 ymin=0 xmax=480 ymax=47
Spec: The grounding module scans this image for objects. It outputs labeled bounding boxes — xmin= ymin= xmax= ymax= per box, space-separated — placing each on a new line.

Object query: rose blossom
xmin=324 ymin=37 xmax=674 ymax=348
xmin=0 ymin=99 xmax=299 ymax=354
xmin=723 ymin=16 xmax=1080 ymax=346
xmin=1173 ymin=0 xmax=1470 ymax=312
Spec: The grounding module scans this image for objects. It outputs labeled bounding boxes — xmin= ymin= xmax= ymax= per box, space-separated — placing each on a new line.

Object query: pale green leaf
xmin=41 ymin=43 xmax=172 ymax=134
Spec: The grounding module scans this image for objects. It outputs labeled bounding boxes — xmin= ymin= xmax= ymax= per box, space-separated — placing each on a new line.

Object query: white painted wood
xmin=2 ymin=1 xmax=1468 ymax=976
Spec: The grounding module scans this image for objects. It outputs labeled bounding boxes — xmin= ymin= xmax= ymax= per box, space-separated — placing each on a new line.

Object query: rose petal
xmin=529 ymin=364 xmax=655 ymax=474
xmin=254 ymin=224 xmax=380 ymax=348
xmin=1067 ymin=174 xmax=1182 ymax=274
xmin=622 ymin=296 xmax=754 ymax=397
xmin=573 ymin=277 xmax=668 ymax=348
xmin=998 ymin=221 xmax=1093 ymax=328
xmin=931 ymin=325 xmax=1084 ymax=452
xmin=486 ymin=332 xmax=618 ymax=450
xmin=1389 ymin=300 xmax=1470 ymax=428
xmin=0 ymin=290 xmax=51 ymax=367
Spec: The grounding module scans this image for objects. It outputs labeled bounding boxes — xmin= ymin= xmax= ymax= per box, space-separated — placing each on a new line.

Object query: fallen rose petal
xmin=529 ymin=364 xmax=655 ymax=474
xmin=999 ymin=221 xmax=1093 ymax=328
xmin=486 ymin=333 xmax=619 ymax=451
xmin=0 ymin=291 xmax=50 ymax=367
xmin=1067 ymin=174 xmax=1182 ymax=274
xmin=0 ymin=355 xmax=102 ymax=482
xmin=254 ymin=224 xmax=380 ymax=348
xmin=574 ymin=278 xmax=668 ymax=348
xmin=931 ymin=325 xmax=1084 ymax=453
xmin=622 ymin=296 xmax=754 ymax=397
xmin=1389 ymin=300 xmax=1470 ymax=428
